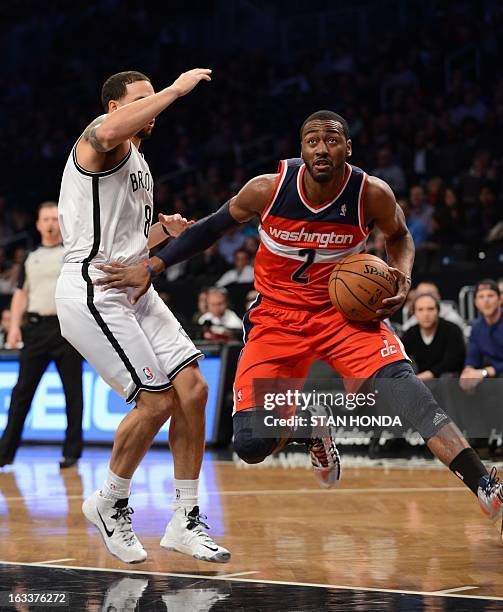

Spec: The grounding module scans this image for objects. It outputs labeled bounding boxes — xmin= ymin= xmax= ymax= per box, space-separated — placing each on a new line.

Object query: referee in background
xmin=0 ymin=201 xmax=83 ymax=469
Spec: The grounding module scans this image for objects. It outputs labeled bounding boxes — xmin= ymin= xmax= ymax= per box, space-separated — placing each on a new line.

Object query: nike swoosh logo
xmin=202 ymin=544 xmax=219 ymax=552
xmin=97 ymin=508 xmax=114 ymax=537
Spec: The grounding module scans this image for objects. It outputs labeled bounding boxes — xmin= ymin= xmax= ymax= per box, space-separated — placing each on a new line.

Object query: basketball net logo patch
xmin=380 ymin=338 xmax=397 ymax=358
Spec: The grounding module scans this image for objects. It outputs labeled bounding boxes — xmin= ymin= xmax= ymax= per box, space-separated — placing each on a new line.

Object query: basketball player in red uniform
xmin=97 ymin=111 xmax=503 ymax=524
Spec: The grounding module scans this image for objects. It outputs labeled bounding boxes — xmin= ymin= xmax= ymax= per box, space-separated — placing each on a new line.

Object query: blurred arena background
xmin=0 ymin=1 xmax=502 ymax=610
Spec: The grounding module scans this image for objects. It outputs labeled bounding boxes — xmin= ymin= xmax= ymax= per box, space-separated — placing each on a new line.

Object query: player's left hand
xmin=159 ymin=213 xmax=195 ymax=237
xmin=373 ymin=267 xmax=411 ymax=320
xmin=94 ymin=262 xmax=151 ymax=304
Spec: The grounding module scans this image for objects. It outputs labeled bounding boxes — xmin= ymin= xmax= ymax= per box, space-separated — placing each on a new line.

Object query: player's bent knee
xmin=173 ymin=364 xmax=208 ymax=408
xmin=233 ymin=412 xmax=278 ymax=464
xmin=136 ymin=389 xmax=174 ymax=426
xmin=191 ymin=377 xmax=209 ymax=407
xmin=373 ymin=359 xmax=451 ymax=440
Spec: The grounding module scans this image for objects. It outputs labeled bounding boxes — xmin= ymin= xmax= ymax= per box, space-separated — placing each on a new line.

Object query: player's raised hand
xmin=171 ymin=68 xmax=212 ymax=97
xmin=159 ymin=213 xmax=195 ymax=237
xmin=94 ymin=262 xmax=151 ymax=305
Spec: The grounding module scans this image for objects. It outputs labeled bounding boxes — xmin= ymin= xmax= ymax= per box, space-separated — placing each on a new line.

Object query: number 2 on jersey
xmin=292 ymin=248 xmax=315 ymax=284
xmin=144 ymin=204 xmax=152 ymax=238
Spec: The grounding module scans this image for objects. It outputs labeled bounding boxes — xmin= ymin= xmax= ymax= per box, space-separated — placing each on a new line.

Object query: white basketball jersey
xmin=58 ymin=138 xmax=153 ymax=265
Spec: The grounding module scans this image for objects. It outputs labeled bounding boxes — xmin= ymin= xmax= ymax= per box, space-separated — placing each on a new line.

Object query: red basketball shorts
xmin=233 ymin=298 xmax=407 ymax=413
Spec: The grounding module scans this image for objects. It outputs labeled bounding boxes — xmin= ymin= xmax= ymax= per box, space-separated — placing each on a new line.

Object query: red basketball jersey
xmin=254 ymin=158 xmax=370 ymax=309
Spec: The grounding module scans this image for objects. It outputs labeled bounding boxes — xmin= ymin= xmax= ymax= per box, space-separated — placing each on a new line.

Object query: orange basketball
xmin=328 ymin=254 xmax=397 ymax=321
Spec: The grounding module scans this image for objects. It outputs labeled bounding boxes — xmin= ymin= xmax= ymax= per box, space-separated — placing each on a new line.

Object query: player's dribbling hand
xmin=373 ymin=267 xmax=411 ymax=320
xmin=159 ymin=213 xmax=195 ymax=237
xmin=94 ymin=262 xmax=151 ymax=305
xmin=170 ymin=68 xmax=212 ymax=97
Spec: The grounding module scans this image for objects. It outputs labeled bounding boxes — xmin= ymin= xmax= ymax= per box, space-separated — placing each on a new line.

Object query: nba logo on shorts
xmin=143 ymin=366 xmax=154 ymax=381
xmin=340 ymin=204 xmax=347 ymax=216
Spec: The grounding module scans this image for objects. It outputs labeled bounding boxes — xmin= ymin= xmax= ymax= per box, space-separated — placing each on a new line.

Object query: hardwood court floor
xmin=0 ymin=446 xmax=502 ymax=610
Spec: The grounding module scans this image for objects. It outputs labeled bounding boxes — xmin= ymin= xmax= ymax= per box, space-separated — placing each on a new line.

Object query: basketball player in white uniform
xmin=56 ymin=69 xmax=230 ymax=563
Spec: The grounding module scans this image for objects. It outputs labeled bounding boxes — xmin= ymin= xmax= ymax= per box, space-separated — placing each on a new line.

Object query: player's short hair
xmin=101 ymin=71 xmax=151 ymax=111
xmin=475 ymin=279 xmax=500 ymax=296
xmin=37 ymin=200 xmax=58 ymax=217
xmin=300 ymin=110 xmax=349 ymax=139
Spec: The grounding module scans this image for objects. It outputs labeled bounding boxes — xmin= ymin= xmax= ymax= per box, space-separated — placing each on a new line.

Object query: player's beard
xmin=306 ymin=161 xmax=335 ymax=183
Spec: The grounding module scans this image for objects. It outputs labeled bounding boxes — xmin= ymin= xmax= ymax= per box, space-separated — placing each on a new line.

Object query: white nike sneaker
xmin=160 ymin=506 xmax=231 ymax=563
xmin=306 ymin=404 xmax=342 ymax=488
xmin=102 ymin=577 xmax=149 ymax=611
xmin=82 ymin=490 xmax=147 ymax=563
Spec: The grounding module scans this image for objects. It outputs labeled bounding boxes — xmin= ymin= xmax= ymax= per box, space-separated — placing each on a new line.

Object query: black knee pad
xmin=373 ymin=359 xmax=451 ymax=440
xmin=233 ymin=412 xmax=278 ymax=464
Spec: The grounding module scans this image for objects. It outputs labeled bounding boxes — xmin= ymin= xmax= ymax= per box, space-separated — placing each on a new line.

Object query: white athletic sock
xmin=173 ymin=478 xmax=199 ymax=512
xmin=101 ymin=469 xmax=131 ymax=502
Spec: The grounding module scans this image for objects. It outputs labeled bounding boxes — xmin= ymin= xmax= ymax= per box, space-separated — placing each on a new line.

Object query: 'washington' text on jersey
xmin=254 ymin=158 xmax=369 ymax=309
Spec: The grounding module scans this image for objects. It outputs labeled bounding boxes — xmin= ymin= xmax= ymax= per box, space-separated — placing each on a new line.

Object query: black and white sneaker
xmin=82 ymin=490 xmax=147 ymax=563
xmin=161 ymin=506 xmax=231 ymax=563
xmin=306 ymin=404 xmax=342 ymax=488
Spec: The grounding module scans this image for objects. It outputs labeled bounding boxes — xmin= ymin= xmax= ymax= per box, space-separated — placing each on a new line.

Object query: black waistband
xmin=27 ymin=313 xmax=59 ymax=323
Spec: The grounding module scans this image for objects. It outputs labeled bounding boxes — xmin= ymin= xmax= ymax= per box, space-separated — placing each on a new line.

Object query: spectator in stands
xmin=498 ymin=279 xmax=503 ymax=306
xmin=371 ymin=146 xmax=406 ymax=196
xmin=460 ymin=279 xmax=503 ymax=392
xmin=402 ymin=281 xmax=466 ymax=333
xmin=367 ymin=229 xmax=386 ymax=261
xmin=243 ymin=236 xmax=260 ymax=261
xmin=186 ymin=243 xmax=229 ymax=281
xmin=431 ymin=187 xmax=465 ymax=245
xmin=192 ymin=288 xmax=208 ymax=324
xmin=216 ymin=249 xmax=254 ymax=287
xmin=407 ymin=186 xmax=433 ymax=247
xmin=402 ymin=293 xmax=465 ymax=380
xmin=198 ymin=287 xmax=241 ymax=341
xmin=458 ymin=150 xmax=491 ymax=208
xmin=218 ymin=226 xmax=246 ymax=264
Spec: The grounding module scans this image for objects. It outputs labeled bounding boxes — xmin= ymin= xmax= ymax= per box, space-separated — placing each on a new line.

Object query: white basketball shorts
xmin=55 ymin=263 xmax=203 ymax=403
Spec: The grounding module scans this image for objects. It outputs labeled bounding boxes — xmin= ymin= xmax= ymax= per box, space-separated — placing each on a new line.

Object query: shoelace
xmin=111 ymin=506 xmax=138 ymax=546
xmin=307 ymin=438 xmax=330 ymax=467
xmin=484 ymin=467 xmax=503 ymax=500
xmin=186 ymin=511 xmax=219 ymax=547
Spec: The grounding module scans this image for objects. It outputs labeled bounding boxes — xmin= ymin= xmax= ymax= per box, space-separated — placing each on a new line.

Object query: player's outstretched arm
xmin=364 ymin=176 xmax=414 ymax=319
xmin=94 ymin=173 xmax=277 ymax=303
xmin=76 ymin=69 xmax=212 ymax=170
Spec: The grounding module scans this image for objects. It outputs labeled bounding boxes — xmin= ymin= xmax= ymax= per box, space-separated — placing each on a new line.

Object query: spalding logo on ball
xmin=328 ymin=254 xmax=397 ymax=321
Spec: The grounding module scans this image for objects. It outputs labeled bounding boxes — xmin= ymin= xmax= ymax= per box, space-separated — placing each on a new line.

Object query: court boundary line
xmin=0 ymin=560 xmax=501 ymax=602
xmin=0 ymin=485 xmax=468 ymax=503
xmin=432 ymin=586 xmax=479 ymax=594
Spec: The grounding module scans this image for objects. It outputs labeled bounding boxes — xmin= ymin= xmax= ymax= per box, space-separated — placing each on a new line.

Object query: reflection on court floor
xmin=1 ymin=446 xmax=503 ymax=610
